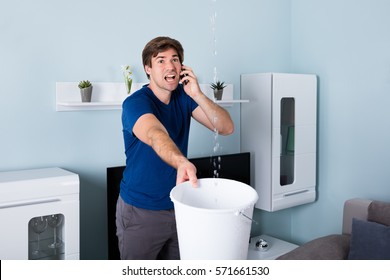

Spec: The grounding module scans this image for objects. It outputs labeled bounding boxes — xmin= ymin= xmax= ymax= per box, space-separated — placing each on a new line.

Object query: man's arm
xmin=191 ymin=93 xmax=234 ymax=135
xmin=180 ymin=65 xmax=234 ymax=135
xmin=133 ymin=113 xmax=198 ymax=186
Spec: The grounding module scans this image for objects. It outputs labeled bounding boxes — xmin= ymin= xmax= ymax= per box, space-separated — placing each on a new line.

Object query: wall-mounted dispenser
xmin=240 ymin=73 xmax=317 ymax=211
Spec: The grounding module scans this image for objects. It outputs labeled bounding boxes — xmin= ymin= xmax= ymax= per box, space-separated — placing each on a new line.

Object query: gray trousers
xmin=116 ymin=196 xmax=180 ymax=260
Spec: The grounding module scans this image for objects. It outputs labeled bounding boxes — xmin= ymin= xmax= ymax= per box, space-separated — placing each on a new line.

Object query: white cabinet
xmin=241 ymin=73 xmax=317 ymax=211
xmin=0 ymin=168 xmax=79 ymax=260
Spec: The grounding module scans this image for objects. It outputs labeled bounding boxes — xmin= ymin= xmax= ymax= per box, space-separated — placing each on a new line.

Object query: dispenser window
xmin=280 ymin=98 xmax=295 ymax=186
xmin=28 ymin=214 xmax=65 ymax=260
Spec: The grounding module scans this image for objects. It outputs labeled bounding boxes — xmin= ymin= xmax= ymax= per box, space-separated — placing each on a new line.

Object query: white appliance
xmin=247 ymin=235 xmax=298 ymax=260
xmin=241 ymin=73 xmax=317 ymax=211
xmin=0 ymin=167 xmax=79 ymax=259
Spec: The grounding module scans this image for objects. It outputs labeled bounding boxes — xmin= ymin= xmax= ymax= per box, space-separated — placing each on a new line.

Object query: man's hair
xmin=142 ymin=36 xmax=184 ymax=79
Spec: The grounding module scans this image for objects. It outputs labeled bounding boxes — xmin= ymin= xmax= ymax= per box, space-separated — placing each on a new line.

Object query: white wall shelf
xmin=216 ymin=99 xmax=249 ymax=105
xmin=56 ymin=82 xmax=142 ymax=111
xmin=56 ymin=82 xmax=248 ymax=111
xmin=206 ymin=84 xmax=249 ymax=106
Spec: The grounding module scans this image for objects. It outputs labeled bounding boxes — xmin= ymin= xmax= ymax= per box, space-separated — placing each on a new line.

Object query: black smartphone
xmin=180 ymin=65 xmax=188 ymax=85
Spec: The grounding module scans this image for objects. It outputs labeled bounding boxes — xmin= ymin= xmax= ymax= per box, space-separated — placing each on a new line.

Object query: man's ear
xmin=145 ymin=65 xmax=151 ymax=75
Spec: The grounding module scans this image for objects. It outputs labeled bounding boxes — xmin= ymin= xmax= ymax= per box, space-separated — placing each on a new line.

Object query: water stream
xmin=210 ymin=0 xmax=221 ymax=180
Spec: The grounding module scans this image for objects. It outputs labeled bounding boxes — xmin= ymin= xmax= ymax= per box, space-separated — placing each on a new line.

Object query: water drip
xmin=209 ymin=0 xmax=222 ymax=180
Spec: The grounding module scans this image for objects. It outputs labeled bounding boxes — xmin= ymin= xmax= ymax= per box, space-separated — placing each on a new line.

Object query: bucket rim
xmin=170 ymin=178 xmax=259 ymax=213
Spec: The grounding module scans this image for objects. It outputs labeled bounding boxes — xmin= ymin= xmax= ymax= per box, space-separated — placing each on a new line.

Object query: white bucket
xmin=170 ymin=178 xmax=258 ymax=260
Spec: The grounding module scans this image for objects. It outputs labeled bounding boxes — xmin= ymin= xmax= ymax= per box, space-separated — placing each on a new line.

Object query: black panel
xmin=189 ymin=152 xmax=250 ymax=185
xmin=106 ymin=166 xmax=125 ymax=260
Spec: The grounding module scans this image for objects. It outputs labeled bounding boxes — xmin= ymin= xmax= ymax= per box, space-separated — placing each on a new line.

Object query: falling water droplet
xmin=210 ymin=0 xmax=223 ymax=184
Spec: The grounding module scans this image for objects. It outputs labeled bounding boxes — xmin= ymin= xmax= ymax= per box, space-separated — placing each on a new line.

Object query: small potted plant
xmin=121 ymin=65 xmax=132 ymax=94
xmin=210 ymin=80 xmax=226 ymax=100
xmin=78 ymin=80 xmax=93 ymax=102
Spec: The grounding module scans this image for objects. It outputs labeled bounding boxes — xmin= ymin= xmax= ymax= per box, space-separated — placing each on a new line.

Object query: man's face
xmin=145 ymin=48 xmax=182 ymax=93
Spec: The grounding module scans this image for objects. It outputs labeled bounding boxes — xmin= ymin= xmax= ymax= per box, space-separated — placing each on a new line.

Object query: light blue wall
xmin=0 ymin=0 xmax=290 ymax=259
xmin=254 ymin=0 xmax=390 ymax=245
xmin=4 ymin=0 xmax=387 ymax=259
xmin=286 ymin=0 xmax=390 ymax=244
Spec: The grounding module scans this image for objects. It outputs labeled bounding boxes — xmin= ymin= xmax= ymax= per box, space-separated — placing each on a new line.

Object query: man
xmin=116 ymin=36 xmax=234 ymax=259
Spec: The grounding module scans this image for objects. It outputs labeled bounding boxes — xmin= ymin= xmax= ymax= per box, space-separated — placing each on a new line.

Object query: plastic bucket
xmin=170 ymin=178 xmax=258 ymax=260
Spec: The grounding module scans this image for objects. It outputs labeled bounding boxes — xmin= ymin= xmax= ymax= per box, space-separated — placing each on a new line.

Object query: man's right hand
xmin=176 ymin=159 xmax=198 ymax=188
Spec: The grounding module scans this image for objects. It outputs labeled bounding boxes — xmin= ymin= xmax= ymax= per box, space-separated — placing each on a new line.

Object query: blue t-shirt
xmin=120 ymin=84 xmax=198 ymax=210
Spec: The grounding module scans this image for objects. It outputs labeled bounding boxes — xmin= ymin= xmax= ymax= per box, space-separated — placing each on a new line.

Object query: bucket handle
xmin=237 ymin=210 xmax=258 ymax=225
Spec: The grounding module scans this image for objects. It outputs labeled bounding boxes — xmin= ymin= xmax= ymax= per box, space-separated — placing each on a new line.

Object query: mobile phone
xmin=181 ymin=65 xmax=188 ymax=85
